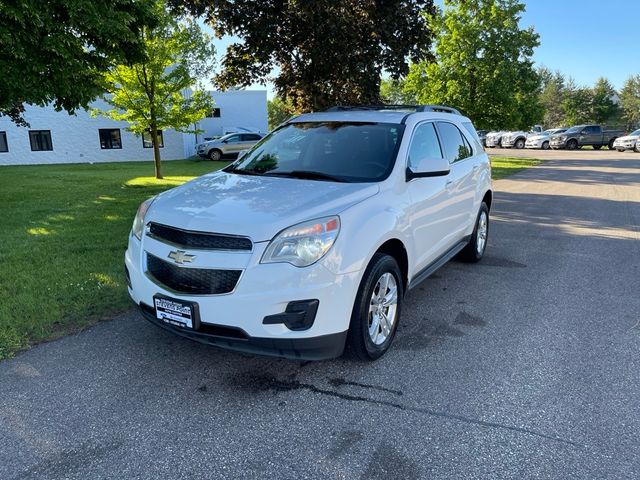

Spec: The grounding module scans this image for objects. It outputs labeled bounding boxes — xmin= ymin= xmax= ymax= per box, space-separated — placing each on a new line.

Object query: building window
xmin=99 ymin=129 xmax=122 ymax=149
xmin=142 ymin=130 xmax=164 ymax=148
xmin=29 ymin=130 xmax=53 ymax=151
xmin=206 ymin=108 xmax=221 ymax=118
xmin=0 ymin=132 xmax=7 ymax=153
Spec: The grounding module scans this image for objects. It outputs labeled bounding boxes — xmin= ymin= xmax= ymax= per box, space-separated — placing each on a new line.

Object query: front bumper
xmin=613 ymin=141 xmax=636 ymax=150
xmin=139 ymin=303 xmax=347 ymax=360
xmin=550 ymin=139 xmax=567 ymax=149
xmin=125 ymin=233 xmax=358 ymax=360
xmin=525 ymin=139 xmax=544 ymax=148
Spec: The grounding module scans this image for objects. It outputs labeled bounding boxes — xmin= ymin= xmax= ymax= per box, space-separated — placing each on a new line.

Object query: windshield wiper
xmin=225 ymin=167 xmax=264 ymax=176
xmin=265 ymin=170 xmax=347 ymax=182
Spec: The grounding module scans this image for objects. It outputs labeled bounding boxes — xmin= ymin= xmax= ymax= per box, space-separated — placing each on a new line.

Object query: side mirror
xmin=406 ymin=156 xmax=450 ymax=181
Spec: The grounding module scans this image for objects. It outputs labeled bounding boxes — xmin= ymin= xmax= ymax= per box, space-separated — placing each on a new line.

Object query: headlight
xmin=131 ymin=196 xmax=156 ymax=240
xmin=261 ymin=216 xmax=340 ymax=267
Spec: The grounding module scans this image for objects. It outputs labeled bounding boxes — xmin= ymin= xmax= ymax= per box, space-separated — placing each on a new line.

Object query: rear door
xmin=222 ymin=134 xmax=244 ymax=154
xmin=435 ymin=121 xmax=477 ymax=240
xmin=582 ymin=125 xmax=601 ymax=145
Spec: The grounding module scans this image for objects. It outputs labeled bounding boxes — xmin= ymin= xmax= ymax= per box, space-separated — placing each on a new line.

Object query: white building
xmin=0 ymin=90 xmax=267 ymax=166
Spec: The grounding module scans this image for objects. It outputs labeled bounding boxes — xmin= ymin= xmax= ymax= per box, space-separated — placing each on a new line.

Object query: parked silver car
xmin=485 ymin=131 xmax=507 ymax=148
xmin=197 ymin=132 xmax=264 ymax=161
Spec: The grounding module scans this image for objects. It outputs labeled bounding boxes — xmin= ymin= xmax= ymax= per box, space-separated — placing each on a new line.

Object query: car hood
xmin=615 ymin=135 xmax=640 ymax=142
xmin=146 ymin=171 xmax=380 ymax=242
xmin=527 ymin=134 xmax=549 ymax=141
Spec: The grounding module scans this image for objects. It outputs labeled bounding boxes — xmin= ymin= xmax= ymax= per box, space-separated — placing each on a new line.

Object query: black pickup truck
xmin=550 ymin=124 xmax=624 ymax=150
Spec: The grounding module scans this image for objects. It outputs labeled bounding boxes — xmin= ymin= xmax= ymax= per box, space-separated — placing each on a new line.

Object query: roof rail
xmin=324 ymin=104 xmax=462 ymax=115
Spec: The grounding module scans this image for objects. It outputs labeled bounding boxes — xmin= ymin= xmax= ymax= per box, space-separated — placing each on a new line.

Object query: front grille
xmin=148 ymin=223 xmax=252 ymax=251
xmin=146 ymin=253 xmax=241 ymax=295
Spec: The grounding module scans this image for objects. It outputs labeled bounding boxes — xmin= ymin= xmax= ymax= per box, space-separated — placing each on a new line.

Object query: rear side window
xmin=407 ymin=122 xmax=443 ymax=170
xmin=462 ymin=122 xmax=482 ymax=146
xmin=242 ymin=134 xmax=262 ymax=141
xmin=437 ymin=122 xmax=472 ymax=163
xmin=0 ymin=131 xmax=7 ymax=152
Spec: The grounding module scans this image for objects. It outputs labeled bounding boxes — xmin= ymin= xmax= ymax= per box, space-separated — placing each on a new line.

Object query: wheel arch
xmin=375 ymin=239 xmax=409 ymax=292
xmin=482 ymin=189 xmax=493 ymax=211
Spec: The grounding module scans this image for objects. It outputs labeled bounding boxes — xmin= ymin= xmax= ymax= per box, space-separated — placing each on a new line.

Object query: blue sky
xmin=205 ymin=0 xmax=639 ymax=97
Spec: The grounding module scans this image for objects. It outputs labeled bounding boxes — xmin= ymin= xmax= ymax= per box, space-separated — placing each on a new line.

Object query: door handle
xmin=472 ymin=165 xmax=479 ymax=171
xmin=446 ymin=180 xmax=454 ymax=188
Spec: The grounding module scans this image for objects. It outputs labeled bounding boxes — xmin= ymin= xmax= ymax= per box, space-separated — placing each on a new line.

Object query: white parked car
xmin=525 ymin=128 xmax=567 ymax=150
xmin=125 ymin=105 xmax=492 ymax=360
xmin=501 ymin=131 xmax=529 ymax=149
xmin=485 ymin=131 xmax=507 ymax=148
xmin=612 ymin=129 xmax=640 ymax=152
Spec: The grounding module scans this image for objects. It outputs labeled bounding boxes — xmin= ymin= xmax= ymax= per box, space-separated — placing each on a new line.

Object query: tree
xmin=0 ymin=0 xmax=156 ymax=126
xmin=590 ymin=77 xmax=619 ymax=125
xmin=404 ymin=0 xmax=543 ymax=130
xmin=619 ymin=75 xmax=640 ymax=130
xmin=267 ymin=97 xmax=295 ymax=130
xmin=380 ymin=78 xmax=417 ymax=105
xmin=170 ymin=0 xmax=435 ymax=112
xmin=538 ymin=67 xmax=568 ymax=127
xmin=561 ymin=79 xmax=593 ymax=126
xmin=95 ymin=1 xmax=215 ymax=179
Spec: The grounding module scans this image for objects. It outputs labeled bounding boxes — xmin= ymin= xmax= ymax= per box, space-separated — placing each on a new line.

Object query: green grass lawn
xmin=0 ymin=154 xmax=543 ymax=359
xmin=490 ymin=155 xmax=542 ymax=180
xmin=0 ymin=159 xmax=224 ymax=359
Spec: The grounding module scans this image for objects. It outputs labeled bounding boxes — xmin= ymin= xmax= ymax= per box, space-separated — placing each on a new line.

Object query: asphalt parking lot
xmin=1 ymin=151 xmax=639 ymax=479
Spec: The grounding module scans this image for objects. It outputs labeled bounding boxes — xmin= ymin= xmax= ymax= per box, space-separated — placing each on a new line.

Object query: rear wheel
xmin=616 ymin=148 xmax=625 ymax=152
xmin=567 ymin=139 xmax=578 ymax=150
xmin=608 ymin=139 xmax=616 ymax=150
xmin=209 ymin=149 xmax=222 ymax=161
xmin=515 ymin=138 xmax=525 ymax=149
xmin=458 ymin=203 xmax=489 ymax=263
xmin=542 ymin=141 xmax=550 ymax=150
xmin=347 ymin=253 xmax=403 ymax=361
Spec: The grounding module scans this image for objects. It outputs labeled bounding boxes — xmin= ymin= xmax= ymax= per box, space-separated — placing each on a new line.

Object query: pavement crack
xmin=328 ymin=377 xmax=403 ymax=396
xmin=240 ymin=376 xmax=584 ymax=448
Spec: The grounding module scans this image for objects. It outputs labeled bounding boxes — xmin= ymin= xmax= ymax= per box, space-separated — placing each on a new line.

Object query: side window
xmin=0 ymin=131 xmax=8 ymax=153
xmin=226 ymin=134 xmax=241 ymax=142
xmin=407 ymin=122 xmax=443 ymax=170
xmin=437 ymin=122 xmax=472 ymax=163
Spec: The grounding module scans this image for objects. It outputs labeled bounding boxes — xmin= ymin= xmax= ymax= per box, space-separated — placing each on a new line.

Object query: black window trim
xmin=0 ymin=131 xmax=8 ymax=153
xmin=98 ymin=128 xmax=123 ymax=150
xmin=434 ymin=121 xmax=474 ymax=164
xmin=29 ymin=130 xmax=53 ymax=152
xmin=142 ymin=130 xmax=164 ymax=148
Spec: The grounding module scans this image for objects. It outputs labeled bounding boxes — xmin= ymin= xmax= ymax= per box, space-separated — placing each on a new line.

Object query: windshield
xmin=226 ymin=122 xmax=404 ymax=183
xmin=564 ymin=126 xmax=584 ymax=134
xmin=630 ymin=129 xmax=640 ymax=136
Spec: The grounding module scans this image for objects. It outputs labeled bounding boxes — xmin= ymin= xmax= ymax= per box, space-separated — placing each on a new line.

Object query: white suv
xmin=125 ymin=105 xmax=492 ymax=361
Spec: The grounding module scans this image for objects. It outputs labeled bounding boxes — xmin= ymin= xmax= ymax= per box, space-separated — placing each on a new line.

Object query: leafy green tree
xmin=170 ymin=0 xmax=435 ymax=112
xmin=95 ymin=1 xmax=215 ymax=179
xmin=538 ymin=67 xmax=568 ymax=127
xmin=561 ymin=79 xmax=593 ymax=126
xmin=619 ymin=75 xmax=640 ymax=130
xmin=267 ymin=97 xmax=295 ymax=130
xmin=380 ymin=78 xmax=417 ymax=105
xmin=404 ymin=0 xmax=542 ymax=130
xmin=590 ymin=77 xmax=619 ymax=125
xmin=0 ymin=0 xmax=156 ymax=126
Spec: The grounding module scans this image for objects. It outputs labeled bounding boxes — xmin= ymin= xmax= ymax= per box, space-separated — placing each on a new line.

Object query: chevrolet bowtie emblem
xmin=168 ymin=250 xmax=195 ymax=265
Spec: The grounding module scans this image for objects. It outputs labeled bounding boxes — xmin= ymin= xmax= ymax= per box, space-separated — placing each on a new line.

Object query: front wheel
xmin=347 ymin=254 xmax=403 ymax=361
xmin=515 ymin=138 xmax=525 ymax=149
xmin=567 ymin=139 xmax=578 ymax=150
xmin=542 ymin=141 xmax=550 ymax=150
xmin=458 ymin=203 xmax=489 ymax=263
xmin=208 ymin=149 xmax=222 ymax=161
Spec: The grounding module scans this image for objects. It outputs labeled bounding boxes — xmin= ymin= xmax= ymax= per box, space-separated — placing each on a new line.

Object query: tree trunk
xmin=150 ymin=123 xmax=162 ymax=179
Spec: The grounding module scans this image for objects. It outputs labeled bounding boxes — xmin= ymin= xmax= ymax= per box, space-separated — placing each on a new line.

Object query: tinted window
xmin=407 ymin=122 xmax=443 ymax=170
xmin=206 ymin=108 xmax=221 ymax=118
xmin=437 ymin=122 xmax=471 ymax=162
xmin=0 ymin=132 xmax=7 ymax=152
xmin=225 ymin=134 xmax=241 ymax=142
xmin=228 ymin=122 xmax=403 ymax=183
xmin=242 ymin=134 xmax=262 ymax=141
xmin=142 ymin=130 xmax=164 ymax=148
xmin=462 ymin=121 xmax=482 ymax=146
xmin=29 ymin=130 xmax=53 ymax=151
xmin=99 ymin=129 xmax=122 ymax=149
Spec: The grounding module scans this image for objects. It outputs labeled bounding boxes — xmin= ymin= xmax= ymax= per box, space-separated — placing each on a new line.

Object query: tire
xmin=635 ymin=144 xmax=640 ymax=153
xmin=593 ymin=145 xmax=602 ymax=150
xmin=566 ymin=139 xmax=578 ymax=150
xmin=458 ymin=203 xmax=489 ymax=263
xmin=608 ymin=139 xmax=616 ymax=150
xmin=542 ymin=141 xmax=550 ymax=150
xmin=347 ymin=253 xmax=403 ymax=361
xmin=515 ymin=138 xmax=525 ymax=149
xmin=208 ymin=149 xmax=222 ymax=161
xmin=497 ymin=139 xmax=503 ymax=148
xmin=616 ymin=148 xmax=625 ymax=152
